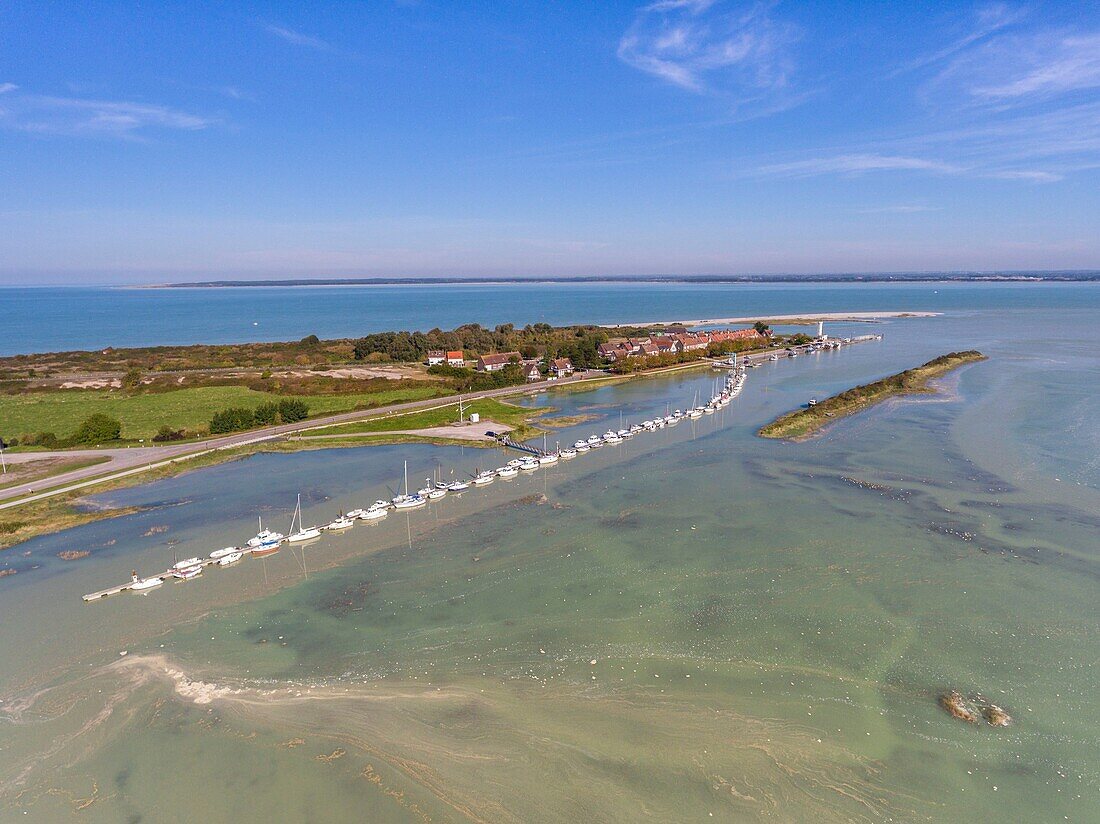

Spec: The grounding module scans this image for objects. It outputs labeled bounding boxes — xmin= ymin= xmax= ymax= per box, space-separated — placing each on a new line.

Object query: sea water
xmin=0 ymin=285 xmax=1096 ymax=821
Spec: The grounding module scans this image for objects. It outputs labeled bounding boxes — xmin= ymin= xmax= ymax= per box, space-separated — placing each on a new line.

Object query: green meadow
xmin=0 ymin=385 xmax=450 ymax=443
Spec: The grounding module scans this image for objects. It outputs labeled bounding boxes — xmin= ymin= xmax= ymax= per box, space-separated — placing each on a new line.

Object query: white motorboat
xmin=427 ymin=487 xmax=447 ymax=500
xmin=129 ymin=572 xmax=162 ymax=592
xmin=447 ymin=479 xmax=470 ymax=491
xmin=586 ymin=434 xmax=602 ymax=446
xmin=538 ymin=453 xmax=559 ymax=465
xmin=324 ymin=514 xmax=356 ymax=530
xmin=346 ymin=508 xmax=366 ymax=519
xmin=519 ymin=458 xmax=540 ymax=472
xmin=618 ymin=428 xmax=633 ymax=439
xmin=686 ymin=408 xmax=704 ymax=419
xmin=559 ymin=448 xmax=578 ymax=459
xmin=209 ymin=546 xmax=240 ymax=560
xmin=247 ymin=523 xmax=284 ymax=549
xmin=496 ymin=465 xmax=519 ymax=478
xmin=575 ymin=442 xmax=590 ymax=453
xmin=629 ymin=424 xmax=644 ymax=434
xmin=603 ymin=431 xmax=623 ymax=444
xmin=359 ymin=506 xmax=388 ymax=520
xmin=472 ymin=471 xmax=495 ymax=486
xmin=217 ymin=551 xmax=244 ymax=566
xmin=171 ymin=562 xmax=202 ymax=580
xmin=287 ymin=494 xmax=322 ymax=542
xmin=642 ymin=420 xmax=656 ymax=430
xmin=507 ymin=459 xmax=524 ymax=468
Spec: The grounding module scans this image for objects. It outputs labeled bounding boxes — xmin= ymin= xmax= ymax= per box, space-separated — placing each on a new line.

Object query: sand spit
xmin=602 ymin=311 xmax=939 ymax=328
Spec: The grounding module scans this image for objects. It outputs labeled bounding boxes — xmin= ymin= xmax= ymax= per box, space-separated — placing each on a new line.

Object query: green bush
xmin=253 ymin=402 xmax=280 ymax=426
xmin=277 ymin=399 xmax=309 ymax=423
xmin=209 ymin=407 xmax=255 ymax=434
xmin=152 ymin=425 xmax=186 ymax=442
xmin=72 ymin=414 xmax=122 ymax=445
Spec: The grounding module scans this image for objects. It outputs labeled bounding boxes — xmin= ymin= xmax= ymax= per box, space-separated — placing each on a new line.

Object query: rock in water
xmin=982 ymin=704 xmax=1012 ymax=727
xmin=940 ymin=690 xmax=979 ymax=723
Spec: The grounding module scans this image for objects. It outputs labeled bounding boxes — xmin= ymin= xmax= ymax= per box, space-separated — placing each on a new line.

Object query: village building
xmin=550 ymin=357 xmax=574 ymax=378
xmin=445 ymin=350 xmax=465 ymax=367
xmin=522 ymin=362 xmax=542 ymax=382
xmin=476 ymin=351 xmax=522 ymax=372
xmin=426 ymin=349 xmax=446 ymax=365
xmin=597 ymin=342 xmax=630 ymax=361
xmin=651 ymin=336 xmax=681 ymax=354
xmin=596 ymin=327 xmax=765 ymax=362
xmin=674 ymin=333 xmax=709 ymax=352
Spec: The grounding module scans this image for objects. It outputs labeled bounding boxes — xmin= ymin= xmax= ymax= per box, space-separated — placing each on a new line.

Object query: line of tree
xmin=426 ymin=362 xmax=528 ymax=392
xmin=352 ymin=323 xmax=631 ymax=368
xmin=209 ymin=399 xmax=310 ymax=434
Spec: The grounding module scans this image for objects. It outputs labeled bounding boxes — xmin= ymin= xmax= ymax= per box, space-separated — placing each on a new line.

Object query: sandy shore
xmin=602 ymin=311 xmax=939 ymax=328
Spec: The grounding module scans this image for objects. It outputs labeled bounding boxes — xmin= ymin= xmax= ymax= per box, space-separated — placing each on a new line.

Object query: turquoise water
xmin=0 ymin=285 xmax=1097 ymax=821
xmin=0 ymin=280 xmax=1092 ymax=354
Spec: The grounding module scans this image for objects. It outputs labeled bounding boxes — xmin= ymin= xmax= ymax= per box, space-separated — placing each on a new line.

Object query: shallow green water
xmin=1 ymin=293 xmax=1097 ymax=822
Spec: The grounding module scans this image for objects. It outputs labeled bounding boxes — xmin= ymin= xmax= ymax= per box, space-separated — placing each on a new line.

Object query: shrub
xmin=20 ymin=432 xmax=60 ymax=448
xmin=300 ymin=334 xmax=320 ymax=346
xmin=253 ymin=402 xmax=280 ymax=426
xmin=152 ymin=425 xmax=186 ymax=442
xmin=122 ymin=368 xmax=143 ymax=388
xmin=209 ymin=407 xmax=255 ymax=434
xmin=72 ymin=414 xmax=122 ymax=445
xmin=277 ymin=399 xmax=309 ymax=423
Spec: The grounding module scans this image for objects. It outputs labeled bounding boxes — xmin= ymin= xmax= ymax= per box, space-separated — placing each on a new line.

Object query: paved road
xmin=0 ymin=370 xmax=608 ymax=509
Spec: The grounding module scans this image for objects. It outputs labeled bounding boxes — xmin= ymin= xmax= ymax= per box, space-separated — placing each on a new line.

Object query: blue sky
xmin=2 ymin=1 xmax=1099 ymax=283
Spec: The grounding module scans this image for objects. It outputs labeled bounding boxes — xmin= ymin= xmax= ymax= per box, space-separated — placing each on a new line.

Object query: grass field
xmin=0 ymin=385 xmax=452 ymax=442
xmin=758 ymin=351 xmax=986 ymax=441
xmin=305 ymin=397 xmax=545 ymax=436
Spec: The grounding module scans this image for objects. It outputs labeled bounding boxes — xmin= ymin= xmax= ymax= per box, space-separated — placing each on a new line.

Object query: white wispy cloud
xmin=962 ymin=32 xmax=1100 ymax=101
xmin=985 ymin=169 xmax=1064 ymax=182
xmin=887 ymin=4 xmax=1025 ymax=78
xmin=854 ymin=204 xmax=941 ymax=214
xmin=264 ymin=23 xmax=333 ymax=51
xmin=743 ymin=11 xmax=1100 ymax=185
xmin=750 ymin=154 xmax=961 ymax=178
xmin=617 ymin=0 xmax=800 ymax=106
xmin=0 ymin=91 xmax=215 ymax=138
xmin=0 ymin=82 xmax=17 ymax=94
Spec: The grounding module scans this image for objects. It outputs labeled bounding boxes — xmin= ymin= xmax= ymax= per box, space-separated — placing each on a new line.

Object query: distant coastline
xmin=148 ymin=271 xmax=1100 ymax=288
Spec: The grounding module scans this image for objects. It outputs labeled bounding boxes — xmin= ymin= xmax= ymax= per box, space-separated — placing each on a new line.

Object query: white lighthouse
xmin=817 ymin=320 xmax=825 ymax=339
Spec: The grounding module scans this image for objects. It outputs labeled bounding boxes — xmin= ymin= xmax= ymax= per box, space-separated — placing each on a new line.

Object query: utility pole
xmin=0 ymin=437 xmax=6 ymax=474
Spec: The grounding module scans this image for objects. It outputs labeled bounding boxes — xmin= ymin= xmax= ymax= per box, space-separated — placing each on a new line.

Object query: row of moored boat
xmin=89 ymin=367 xmax=746 ymax=599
